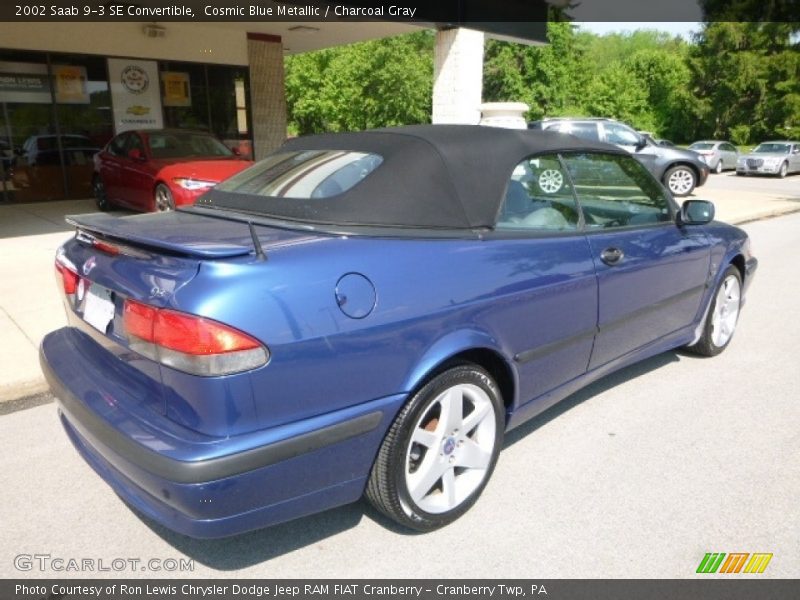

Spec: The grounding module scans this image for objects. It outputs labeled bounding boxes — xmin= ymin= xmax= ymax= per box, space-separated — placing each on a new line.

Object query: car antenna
xmin=248 ymin=222 xmax=267 ymax=261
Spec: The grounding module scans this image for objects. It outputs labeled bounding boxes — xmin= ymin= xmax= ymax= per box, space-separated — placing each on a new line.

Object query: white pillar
xmin=432 ymin=27 xmax=485 ymax=125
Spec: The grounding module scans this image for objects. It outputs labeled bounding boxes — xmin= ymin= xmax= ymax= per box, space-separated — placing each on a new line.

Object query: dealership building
xmin=0 ymin=17 xmax=545 ymax=203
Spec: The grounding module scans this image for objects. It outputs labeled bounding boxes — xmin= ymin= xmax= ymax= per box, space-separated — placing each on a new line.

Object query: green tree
xmin=483 ymin=21 xmax=590 ymax=119
xmin=285 ymin=31 xmax=434 ymax=135
xmin=688 ymin=22 xmax=800 ymax=142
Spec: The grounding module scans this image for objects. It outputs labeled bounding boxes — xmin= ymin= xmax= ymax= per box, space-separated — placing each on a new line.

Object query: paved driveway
xmin=1 ymin=211 xmax=798 ymax=579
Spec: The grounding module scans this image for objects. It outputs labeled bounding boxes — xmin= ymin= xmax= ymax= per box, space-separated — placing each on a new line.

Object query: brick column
xmin=247 ymin=33 xmax=287 ymax=160
xmin=432 ymin=27 xmax=485 ymax=125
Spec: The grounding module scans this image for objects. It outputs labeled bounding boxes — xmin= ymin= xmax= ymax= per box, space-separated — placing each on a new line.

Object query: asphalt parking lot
xmin=1 ymin=202 xmax=798 ymax=579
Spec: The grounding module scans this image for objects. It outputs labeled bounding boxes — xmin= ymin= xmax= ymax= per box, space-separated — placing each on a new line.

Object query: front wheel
xmin=154 ymin=183 xmax=175 ymax=212
xmin=778 ymin=162 xmax=788 ymax=178
xmin=663 ymin=165 xmax=697 ymax=197
xmin=714 ymin=160 xmax=723 ymax=174
xmin=686 ymin=265 xmax=742 ymax=357
xmin=366 ymin=364 xmax=504 ymax=531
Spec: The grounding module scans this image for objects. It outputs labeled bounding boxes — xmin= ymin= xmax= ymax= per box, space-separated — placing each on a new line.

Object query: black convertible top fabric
xmin=202 ymin=125 xmax=623 ymax=229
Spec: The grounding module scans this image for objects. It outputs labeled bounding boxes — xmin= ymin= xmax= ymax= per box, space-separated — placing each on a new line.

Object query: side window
xmin=124 ymin=133 xmax=145 ymax=157
xmin=561 ymin=153 xmax=672 ymax=229
xmin=496 ymin=154 xmax=580 ymax=231
xmin=603 ymin=123 xmax=640 ymax=146
xmin=566 ymin=122 xmax=601 ymax=142
xmin=108 ymin=134 xmax=128 ymax=157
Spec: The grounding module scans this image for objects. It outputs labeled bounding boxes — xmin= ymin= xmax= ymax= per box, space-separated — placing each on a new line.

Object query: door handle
xmin=600 ymin=247 xmax=624 ymax=266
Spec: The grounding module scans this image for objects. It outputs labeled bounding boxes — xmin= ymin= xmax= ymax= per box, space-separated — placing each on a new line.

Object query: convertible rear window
xmin=215 ymin=151 xmax=383 ymax=199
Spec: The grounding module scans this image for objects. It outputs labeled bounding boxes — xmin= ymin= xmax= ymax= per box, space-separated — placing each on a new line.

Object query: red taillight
xmin=122 ymin=299 xmax=268 ymax=375
xmin=92 ymin=240 xmax=120 ymax=256
xmin=123 ymin=299 xmax=156 ymax=342
xmin=154 ymin=310 xmax=260 ymax=355
xmin=55 ymin=261 xmax=79 ymax=295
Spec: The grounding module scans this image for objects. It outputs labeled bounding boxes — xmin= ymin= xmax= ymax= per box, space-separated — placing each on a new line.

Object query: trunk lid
xmin=58 ymin=209 xmax=317 ymax=432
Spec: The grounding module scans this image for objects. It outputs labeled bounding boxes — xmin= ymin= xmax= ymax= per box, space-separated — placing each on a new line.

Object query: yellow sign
xmin=161 ymin=71 xmax=190 ymax=107
xmin=54 ymin=65 xmax=88 ymax=104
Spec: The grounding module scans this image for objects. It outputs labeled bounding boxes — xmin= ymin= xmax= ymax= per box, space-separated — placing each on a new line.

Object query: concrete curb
xmin=0 ymin=379 xmax=49 ymax=405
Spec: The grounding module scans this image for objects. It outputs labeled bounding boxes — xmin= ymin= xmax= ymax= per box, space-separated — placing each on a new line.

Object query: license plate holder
xmin=83 ymin=284 xmax=115 ymax=333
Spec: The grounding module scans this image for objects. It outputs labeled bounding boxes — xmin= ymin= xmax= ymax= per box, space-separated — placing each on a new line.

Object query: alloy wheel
xmin=667 ymin=168 xmax=695 ymax=196
xmin=538 ymin=169 xmax=564 ymax=194
xmin=154 ymin=184 xmax=175 ymax=212
xmin=711 ymin=274 xmax=741 ymax=347
xmin=404 ymin=383 xmax=497 ymax=514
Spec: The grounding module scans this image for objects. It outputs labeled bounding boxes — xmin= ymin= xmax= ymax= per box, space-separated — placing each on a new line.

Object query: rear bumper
xmin=41 ymin=327 xmax=403 ymax=538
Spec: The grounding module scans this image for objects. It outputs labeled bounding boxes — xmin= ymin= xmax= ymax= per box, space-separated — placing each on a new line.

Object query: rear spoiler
xmin=65 ymin=213 xmax=253 ymax=259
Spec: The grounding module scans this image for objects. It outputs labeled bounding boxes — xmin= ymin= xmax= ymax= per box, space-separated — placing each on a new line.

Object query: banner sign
xmin=161 ymin=71 xmax=191 ymax=107
xmin=0 ymin=62 xmax=90 ymax=104
xmin=0 ymin=61 xmax=50 ymax=103
xmin=108 ymin=58 xmax=163 ymax=133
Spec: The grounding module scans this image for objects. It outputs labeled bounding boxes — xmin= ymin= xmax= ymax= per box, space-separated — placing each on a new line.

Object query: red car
xmin=92 ymin=129 xmax=252 ymax=212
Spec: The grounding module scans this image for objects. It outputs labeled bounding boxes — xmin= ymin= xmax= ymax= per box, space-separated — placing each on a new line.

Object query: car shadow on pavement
xmin=131 ymin=500 xmax=367 ymax=571
xmin=503 ymin=350 xmax=681 ymax=449
xmin=133 ymin=350 xmax=686 ymax=570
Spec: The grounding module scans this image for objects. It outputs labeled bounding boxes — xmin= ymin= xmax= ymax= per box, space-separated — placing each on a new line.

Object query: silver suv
xmin=529 ymin=118 xmax=709 ymax=197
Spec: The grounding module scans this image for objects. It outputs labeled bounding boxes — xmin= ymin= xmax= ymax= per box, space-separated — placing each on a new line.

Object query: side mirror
xmin=679 ymin=199 xmax=715 ymax=225
xmin=231 ymin=147 xmax=241 ymax=156
xmin=128 ymin=148 xmax=145 ymax=161
xmin=635 ymin=136 xmax=648 ymax=151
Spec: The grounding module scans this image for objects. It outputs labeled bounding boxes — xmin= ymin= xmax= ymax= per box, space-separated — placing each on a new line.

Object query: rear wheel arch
xmin=404 ymin=343 xmax=517 ymax=418
xmin=439 ymin=348 xmax=516 ymax=413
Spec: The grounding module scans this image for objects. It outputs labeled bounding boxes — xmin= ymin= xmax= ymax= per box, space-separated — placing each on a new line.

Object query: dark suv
xmin=529 ymin=118 xmax=709 ymax=196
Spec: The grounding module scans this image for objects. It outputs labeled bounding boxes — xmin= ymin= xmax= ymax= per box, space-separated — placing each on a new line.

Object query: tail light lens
xmin=123 ymin=299 xmax=268 ymax=376
xmin=55 ymin=257 xmax=79 ymax=296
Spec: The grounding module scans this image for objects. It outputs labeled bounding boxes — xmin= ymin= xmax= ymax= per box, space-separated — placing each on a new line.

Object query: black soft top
xmin=200 ymin=125 xmax=622 ymax=229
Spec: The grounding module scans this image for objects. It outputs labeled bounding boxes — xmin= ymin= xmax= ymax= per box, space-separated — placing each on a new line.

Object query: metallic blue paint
xmin=41 ymin=206 xmax=756 ymax=537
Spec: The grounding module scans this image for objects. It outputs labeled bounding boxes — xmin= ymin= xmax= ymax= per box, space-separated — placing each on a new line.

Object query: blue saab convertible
xmin=41 ymin=125 xmax=757 ymax=537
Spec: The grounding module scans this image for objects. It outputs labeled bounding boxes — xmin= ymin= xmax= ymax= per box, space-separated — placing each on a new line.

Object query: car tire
xmin=154 ymin=183 xmax=175 ymax=212
xmin=663 ymin=165 xmax=697 ymax=196
xmin=366 ymin=363 xmax=504 ymax=532
xmin=714 ymin=160 xmax=723 ymax=174
xmin=778 ymin=162 xmax=788 ymax=178
xmin=93 ymin=175 xmax=112 ymax=211
xmin=686 ymin=265 xmax=742 ymax=357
